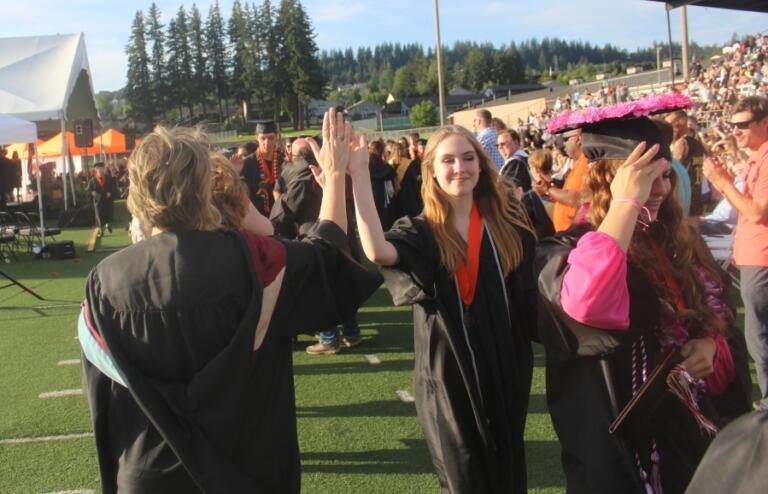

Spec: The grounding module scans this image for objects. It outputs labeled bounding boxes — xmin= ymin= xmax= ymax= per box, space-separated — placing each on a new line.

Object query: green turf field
xmin=0 ymin=201 xmax=756 ymax=493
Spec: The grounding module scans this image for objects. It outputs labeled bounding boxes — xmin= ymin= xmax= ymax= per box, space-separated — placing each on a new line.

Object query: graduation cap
xmin=255 ymin=120 xmax=277 ymax=135
xmin=547 ymin=92 xmax=693 ymax=162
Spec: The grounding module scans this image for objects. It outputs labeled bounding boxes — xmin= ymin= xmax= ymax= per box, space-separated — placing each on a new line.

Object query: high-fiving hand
xmin=308 ymin=107 xmax=369 ymax=188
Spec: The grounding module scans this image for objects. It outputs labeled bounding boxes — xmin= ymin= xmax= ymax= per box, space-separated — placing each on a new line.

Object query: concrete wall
xmin=449 ymin=98 xmax=548 ymax=130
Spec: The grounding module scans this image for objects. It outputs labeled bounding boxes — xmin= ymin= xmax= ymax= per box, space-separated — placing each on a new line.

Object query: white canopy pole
xmin=34 ymin=143 xmax=45 ymax=247
xmin=60 ymin=114 xmax=69 ymax=211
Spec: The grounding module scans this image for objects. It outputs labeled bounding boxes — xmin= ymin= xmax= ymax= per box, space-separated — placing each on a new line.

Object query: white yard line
xmin=43 ymin=490 xmax=94 ymax=494
xmin=57 ymin=359 xmax=80 ymax=366
xmin=364 ymin=354 xmax=381 ymax=365
xmin=0 ymin=432 xmax=93 ymax=445
xmin=38 ymin=389 xmax=83 ymax=399
xmin=395 ymin=390 xmax=415 ymax=403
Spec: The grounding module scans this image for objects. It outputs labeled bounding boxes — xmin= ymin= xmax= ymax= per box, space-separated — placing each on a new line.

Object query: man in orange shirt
xmin=705 ymin=96 xmax=768 ymax=401
xmin=543 ymin=128 xmax=589 ymax=232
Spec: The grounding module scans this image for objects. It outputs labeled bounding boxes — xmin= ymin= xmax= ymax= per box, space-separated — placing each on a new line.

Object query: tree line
xmin=124 ymin=0 xmax=324 ymax=130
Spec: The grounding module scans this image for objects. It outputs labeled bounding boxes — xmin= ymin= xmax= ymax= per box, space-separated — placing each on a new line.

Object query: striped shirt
xmin=476 ymin=127 xmax=505 ymax=170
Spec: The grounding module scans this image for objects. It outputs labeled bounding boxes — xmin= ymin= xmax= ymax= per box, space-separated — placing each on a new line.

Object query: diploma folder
xmin=609 ymin=349 xmax=684 ymax=443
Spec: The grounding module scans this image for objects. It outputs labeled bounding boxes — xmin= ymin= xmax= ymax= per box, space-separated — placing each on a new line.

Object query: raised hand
xmin=346 ymin=124 xmax=369 ymax=178
xmin=308 ymin=108 xmax=350 ymax=178
xmin=703 ymin=157 xmax=734 ymax=193
xmin=609 ymin=141 xmax=665 ymax=205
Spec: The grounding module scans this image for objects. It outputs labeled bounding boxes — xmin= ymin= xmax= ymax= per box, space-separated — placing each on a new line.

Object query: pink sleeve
xmin=561 ymin=231 xmax=630 ymax=329
xmin=704 ymin=334 xmax=735 ymax=397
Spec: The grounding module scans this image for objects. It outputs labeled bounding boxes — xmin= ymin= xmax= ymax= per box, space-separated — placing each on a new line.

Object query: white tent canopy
xmin=0 ymin=113 xmax=36 ymax=145
xmin=0 ymin=33 xmax=99 ymax=134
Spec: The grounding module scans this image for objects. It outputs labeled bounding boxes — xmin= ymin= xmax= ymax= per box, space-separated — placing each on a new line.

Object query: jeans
xmin=741 ymin=265 xmax=768 ymax=399
xmin=319 ymin=314 xmax=360 ymax=344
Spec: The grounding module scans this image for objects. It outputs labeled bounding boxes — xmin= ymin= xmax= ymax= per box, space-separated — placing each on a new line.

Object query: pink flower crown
xmin=547 ymin=93 xmax=693 ymax=133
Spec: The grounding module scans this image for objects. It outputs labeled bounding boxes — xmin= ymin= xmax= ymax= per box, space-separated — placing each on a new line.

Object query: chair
xmin=0 ymin=212 xmax=19 ymax=261
xmin=704 ymin=232 xmax=740 ymax=291
xmin=14 ymin=211 xmax=61 ymax=253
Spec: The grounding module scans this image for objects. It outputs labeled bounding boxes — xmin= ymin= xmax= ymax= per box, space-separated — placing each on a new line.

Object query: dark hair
xmin=499 ymin=129 xmax=521 ymax=144
xmin=239 ymin=142 xmax=257 ymax=154
xmin=733 ymin=96 xmax=768 ymax=122
xmin=652 ymin=118 xmax=674 ymax=146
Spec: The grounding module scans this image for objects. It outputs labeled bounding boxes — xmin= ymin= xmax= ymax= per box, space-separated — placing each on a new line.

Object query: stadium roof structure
xmin=0 ymin=33 xmax=99 ymax=134
xmin=645 ymin=1 xmax=768 ymax=14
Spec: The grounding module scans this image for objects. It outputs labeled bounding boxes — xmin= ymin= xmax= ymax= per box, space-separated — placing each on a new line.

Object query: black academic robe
xmin=370 ymin=160 xmax=397 ymax=230
xmin=382 ymin=216 xmax=536 ymax=494
xmin=242 ymin=150 xmax=284 ymax=215
xmin=269 ymin=159 xmax=322 ymax=239
xmin=396 ymin=158 xmax=424 ymax=218
xmin=80 ymin=222 xmax=382 ymax=494
xmin=534 ymin=224 xmax=752 ymax=494
xmin=85 ymin=174 xmax=117 ymax=224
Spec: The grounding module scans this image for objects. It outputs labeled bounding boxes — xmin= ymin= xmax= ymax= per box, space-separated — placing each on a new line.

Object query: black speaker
xmin=74 ymin=119 xmax=94 ymax=148
xmin=49 ymin=241 xmax=76 ymax=260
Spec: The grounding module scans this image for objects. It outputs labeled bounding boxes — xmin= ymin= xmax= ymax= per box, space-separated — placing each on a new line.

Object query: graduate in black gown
xmin=242 ymin=120 xmax=284 ymax=215
xmin=78 ymin=110 xmax=382 ymax=494
xmin=85 ymin=162 xmax=117 ymax=234
xmin=348 ymin=125 xmax=537 ymax=493
xmin=535 ymin=94 xmax=751 ymax=494
xmin=270 ymin=138 xmax=323 ymax=239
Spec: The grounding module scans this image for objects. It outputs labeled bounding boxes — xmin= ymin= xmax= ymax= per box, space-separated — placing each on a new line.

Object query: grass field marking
xmin=0 ymin=432 xmax=93 ymax=445
xmin=57 ymin=359 xmax=80 ymax=366
xmin=43 ymin=490 xmax=94 ymax=494
xmin=395 ymin=390 xmax=415 ymax=403
xmin=365 ymin=354 xmax=381 ymax=365
xmin=38 ymin=389 xmax=83 ymax=399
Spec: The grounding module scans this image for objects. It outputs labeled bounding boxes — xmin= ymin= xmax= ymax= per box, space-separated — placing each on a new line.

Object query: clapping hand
xmin=703 ymin=157 xmax=734 ymax=193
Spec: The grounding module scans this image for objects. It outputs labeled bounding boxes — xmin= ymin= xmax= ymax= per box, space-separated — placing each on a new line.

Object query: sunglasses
xmin=729 ymin=119 xmax=756 ymax=130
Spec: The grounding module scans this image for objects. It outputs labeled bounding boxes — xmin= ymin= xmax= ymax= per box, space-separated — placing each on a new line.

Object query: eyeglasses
xmin=729 ymin=119 xmax=756 ymax=130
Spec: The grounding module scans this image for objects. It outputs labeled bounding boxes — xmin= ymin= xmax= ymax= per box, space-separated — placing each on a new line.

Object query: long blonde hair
xmin=586 ymin=159 xmax=727 ymax=335
xmin=210 ymin=153 xmax=248 ymax=230
xmin=421 ymin=126 xmax=532 ymax=276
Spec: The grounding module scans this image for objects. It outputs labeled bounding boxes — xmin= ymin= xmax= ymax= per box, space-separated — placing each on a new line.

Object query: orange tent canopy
xmin=37 ymin=131 xmax=100 ymax=157
xmin=4 ymin=140 xmax=45 ymax=159
xmin=95 ymin=128 xmax=127 ymax=154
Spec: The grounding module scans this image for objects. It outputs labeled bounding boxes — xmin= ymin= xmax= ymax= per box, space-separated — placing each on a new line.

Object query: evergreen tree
xmin=146 ymin=2 xmax=167 ymax=119
xmin=228 ymin=0 xmax=252 ymax=122
xmin=277 ymin=0 xmax=326 ymax=129
xmin=189 ymin=4 xmax=210 ymax=116
xmin=205 ymin=1 xmax=229 ymax=120
xmin=260 ymin=0 xmax=283 ymax=121
xmin=166 ymin=5 xmax=194 ymax=119
xmin=125 ymin=11 xmax=154 ymax=123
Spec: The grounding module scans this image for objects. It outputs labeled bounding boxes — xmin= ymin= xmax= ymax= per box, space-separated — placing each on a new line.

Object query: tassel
xmin=666 ymin=366 xmax=719 ymax=437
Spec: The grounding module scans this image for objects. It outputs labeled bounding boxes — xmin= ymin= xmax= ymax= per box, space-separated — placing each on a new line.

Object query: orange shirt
xmin=734 ymin=140 xmax=768 ymax=267
xmin=553 ymin=154 xmax=590 ymax=232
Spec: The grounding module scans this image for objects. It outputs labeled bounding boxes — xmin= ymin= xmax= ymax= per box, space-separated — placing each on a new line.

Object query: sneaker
xmin=106 ymin=224 xmax=113 ymax=234
xmin=340 ymin=336 xmax=362 ymax=348
xmin=306 ymin=340 xmax=340 ymax=355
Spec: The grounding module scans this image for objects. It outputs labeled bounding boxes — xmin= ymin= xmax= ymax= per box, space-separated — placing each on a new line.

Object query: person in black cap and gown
xmin=242 ymin=120 xmax=284 ymax=215
xmin=535 ymin=93 xmax=751 ymax=494
xmin=86 ymin=162 xmax=117 ymax=235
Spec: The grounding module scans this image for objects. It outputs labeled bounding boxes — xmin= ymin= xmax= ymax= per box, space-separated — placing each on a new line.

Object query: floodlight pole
xmin=666 ymin=3 xmax=675 ymax=87
xmin=434 ymin=0 xmax=447 ymax=127
xmin=681 ymin=5 xmax=690 ymax=82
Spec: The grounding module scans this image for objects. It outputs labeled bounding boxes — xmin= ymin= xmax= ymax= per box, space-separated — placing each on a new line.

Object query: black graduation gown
xmin=85 ymin=174 xmax=117 ymax=224
xmin=396 ymin=158 xmax=424 ymax=218
xmin=242 ymin=151 xmax=284 ymax=215
xmin=269 ymin=160 xmax=322 ymax=239
xmin=382 ymin=216 xmax=536 ymax=494
xmin=534 ymin=225 xmax=752 ymax=494
xmin=370 ymin=160 xmax=397 ymax=230
xmin=80 ymin=221 xmax=382 ymax=494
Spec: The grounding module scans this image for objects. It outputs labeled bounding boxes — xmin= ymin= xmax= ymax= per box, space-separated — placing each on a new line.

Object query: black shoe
xmin=106 ymin=224 xmax=113 ymax=234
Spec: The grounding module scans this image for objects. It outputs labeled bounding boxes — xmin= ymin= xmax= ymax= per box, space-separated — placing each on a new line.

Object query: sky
xmin=3 ymin=0 xmax=767 ymax=92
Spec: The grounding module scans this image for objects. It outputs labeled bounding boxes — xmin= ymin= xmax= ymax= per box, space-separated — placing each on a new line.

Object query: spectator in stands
xmin=666 ymin=109 xmax=707 ymax=216
xmin=473 ymin=109 xmax=505 ymax=170
xmin=704 ymin=95 xmax=768 ymax=402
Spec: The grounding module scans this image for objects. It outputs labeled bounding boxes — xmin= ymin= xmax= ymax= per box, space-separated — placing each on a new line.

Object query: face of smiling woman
xmin=643 ymin=158 xmax=673 ymax=221
xmin=433 ymin=134 xmax=481 ymax=199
